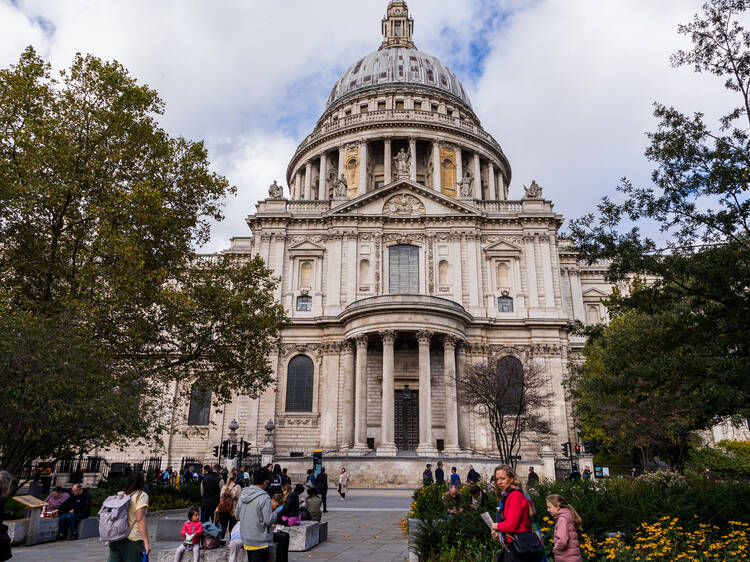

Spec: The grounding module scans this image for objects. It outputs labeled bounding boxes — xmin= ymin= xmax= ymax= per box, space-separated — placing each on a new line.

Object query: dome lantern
xmin=380 ymin=0 xmax=415 ymax=50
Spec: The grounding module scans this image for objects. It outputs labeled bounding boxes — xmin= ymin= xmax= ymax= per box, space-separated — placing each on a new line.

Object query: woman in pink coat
xmin=546 ymin=494 xmax=583 ymax=562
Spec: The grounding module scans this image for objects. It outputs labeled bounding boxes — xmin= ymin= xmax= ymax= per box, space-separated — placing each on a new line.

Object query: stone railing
xmin=287 ymin=200 xmax=332 ymax=214
xmin=478 ymin=200 xmax=524 ymax=213
xmin=292 ymin=109 xmax=505 ymax=159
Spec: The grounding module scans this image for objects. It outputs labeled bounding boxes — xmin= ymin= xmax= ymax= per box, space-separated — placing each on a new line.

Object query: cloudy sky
xmin=1 ymin=0 xmax=734 ymax=252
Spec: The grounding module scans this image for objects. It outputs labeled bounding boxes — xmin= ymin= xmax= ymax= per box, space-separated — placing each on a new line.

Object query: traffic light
xmin=221 ymin=440 xmax=229 ymax=458
xmin=561 ymin=442 xmax=570 ymax=457
xmin=230 ymin=444 xmax=237 ymax=459
xmin=583 ymin=440 xmax=592 ymax=454
xmin=574 ymin=443 xmax=582 ymax=456
xmin=213 ymin=446 xmax=219 ymax=458
xmin=242 ymin=441 xmax=251 ymax=457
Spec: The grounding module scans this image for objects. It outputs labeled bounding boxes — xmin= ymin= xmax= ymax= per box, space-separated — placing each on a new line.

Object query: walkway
xmin=8 ymin=488 xmax=413 ymax=562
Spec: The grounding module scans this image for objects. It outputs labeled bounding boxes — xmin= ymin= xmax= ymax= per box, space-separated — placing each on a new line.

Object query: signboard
xmin=12 ymin=495 xmax=48 ymax=509
xmin=312 ymin=449 xmax=323 ymax=479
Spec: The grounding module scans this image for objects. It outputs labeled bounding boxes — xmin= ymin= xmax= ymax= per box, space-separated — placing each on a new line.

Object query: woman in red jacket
xmin=491 ymin=464 xmax=534 ymax=561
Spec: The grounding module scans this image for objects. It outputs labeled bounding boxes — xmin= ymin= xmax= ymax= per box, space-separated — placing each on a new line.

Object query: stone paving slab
xmin=9 ymin=489 xmax=412 ymax=562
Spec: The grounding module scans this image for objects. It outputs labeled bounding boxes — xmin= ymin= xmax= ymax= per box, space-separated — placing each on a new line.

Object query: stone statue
xmin=523 ymin=180 xmax=542 ymax=199
xmin=394 ymin=147 xmax=411 ymax=178
xmin=458 ymin=171 xmax=474 ymax=198
xmin=268 ymin=180 xmax=284 ymax=198
xmin=333 ymin=173 xmax=348 ymax=199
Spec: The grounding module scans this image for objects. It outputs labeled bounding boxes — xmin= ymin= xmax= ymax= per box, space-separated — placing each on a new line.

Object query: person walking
xmin=338 ymin=467 xmax=349 ymax=501
xmin=450 ymin=467 xmax=461 ymax=487
xmin=0 ymin=471 xmax=14 ymax=562
xmin=422 ymin=463 xmax=434 ymax=486
xmin=435 ymin=461 xmax=445 ymax=485
xmin=200 ymin=464 xmax=223 ymax=523
xmin=216 ymin=473 xmax=242 ymax=538
xmin=466 ymin=464 xmax=480 ymax=484
xmin=546 ymin=494 xmax=583 ymax=562
xmin=527 ymin=466 xmax=540 ymax=485
xmin=491 ymin=464 xmax=544 ymax=561
xmin=317 ymin=467 xmax=328 ymax=512
xmin=106 ymin=470 xmax=150 ymax=562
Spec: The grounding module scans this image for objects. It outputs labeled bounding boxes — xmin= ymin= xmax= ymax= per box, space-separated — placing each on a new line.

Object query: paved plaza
xmin=9 ymin=489 xmax=412 ymax=562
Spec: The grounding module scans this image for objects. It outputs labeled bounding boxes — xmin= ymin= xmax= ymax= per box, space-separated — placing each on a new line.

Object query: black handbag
xmin=507 ymin=531 xmax=545 ymax=560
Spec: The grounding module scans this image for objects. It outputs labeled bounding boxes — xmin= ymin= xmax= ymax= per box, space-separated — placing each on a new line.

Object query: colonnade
xmin=291 ymin=136 xmax=507 ymax=201
xmin=342 ymin=330 xmax=467 ymax=456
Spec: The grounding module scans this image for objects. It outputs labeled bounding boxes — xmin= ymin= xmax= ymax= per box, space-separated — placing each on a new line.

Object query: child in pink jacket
xmin=546 ymin=494 xmax=583 ymax=562
xmin=174 ymin=507 xmax=203 ymax=562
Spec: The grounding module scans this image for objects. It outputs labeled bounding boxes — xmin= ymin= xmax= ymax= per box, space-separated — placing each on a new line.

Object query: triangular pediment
xmin=326 ymin=179 xmax=482 ymax=218
xmin=582 ymin=287 xmax=608 ymax=298
xmin=288 ymin=240 xmax=325 ymax=252
xmin=484 ymin=240 xmax=522 ymax=254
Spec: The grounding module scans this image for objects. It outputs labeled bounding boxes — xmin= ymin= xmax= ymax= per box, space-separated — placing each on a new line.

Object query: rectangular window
xmin=395 ymin=100 xmax=404 ymax=110
xmin=394 ymin=22 xmax=402 ymax=36
xmin=389 ymin=244 xmax=419 ymax=293
xmin=498 ymin=296 xmax=514 ymax=313
xmin=414 ymin=101 xmax=422 ymax=111
xmin=360 ymin=104 xmax=368 ymax=114
xmin=296 ymin=295 xmax=312 ymax=311
xmin=377 ymin=101 xmax=385 ymax=110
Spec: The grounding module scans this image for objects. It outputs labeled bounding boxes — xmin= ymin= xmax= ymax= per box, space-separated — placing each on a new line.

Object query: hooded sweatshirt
xmin=234 ymin=486 xmax=275 ymax=548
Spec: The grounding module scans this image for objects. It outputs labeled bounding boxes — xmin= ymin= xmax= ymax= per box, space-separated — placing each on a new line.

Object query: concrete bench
xmin=157 ymin=543 xmax=277 ymax=562
xmin=286 ymin=521 xmax=327 ymax=551
xmin=6 ymin=516 xmax=99 ymax=545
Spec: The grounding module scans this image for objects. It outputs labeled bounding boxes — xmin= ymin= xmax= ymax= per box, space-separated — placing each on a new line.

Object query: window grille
xmin=285 ymin=355 xmax=314 ymax=412
xmin=296 ymin=295 xmax=312 ymax=311
xmin=498 ymin=296 xmax=514 ymax=313
xmin=389 ymin=244 xmax=419 ymax=293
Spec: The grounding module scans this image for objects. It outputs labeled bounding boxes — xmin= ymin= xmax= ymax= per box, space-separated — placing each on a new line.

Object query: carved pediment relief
xmin=383 ymin=194 xmax=425 ymax=216
xmin=582 ymin=287 xmax=608 ymax=298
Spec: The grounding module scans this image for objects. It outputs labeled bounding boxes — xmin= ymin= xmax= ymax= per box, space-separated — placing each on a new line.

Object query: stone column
xmin=416 ymin=331 xmax=436 ymax=455
xmin=338 ymin=146 xmax=345 ymax=179
xmin=570 ymin=270 xmax=586 ymax=321
xmin=443 ymin=336 xmax=460 ymax=454
xmin=525 ymin=234 xmax=540 ymax=310
xmin=295 ymin=170 xmax=302 ymax=200
xmin=377 ymin=331 xmax=397 ymax=456
xmin=456 ymin=344 xmax=471 ymax=449
xmin=304 ymin=161 xmax=312 ymax=200
xmin=341 ymin=340 xmax=356 ymax=448
xmin=497 ymin=172 xmax=506 ymax=200
xmin=318 ymin=153 xmax=328 ymax=200
xmin=455 ymin=147 xmax=463 ymax=182
xmin=383 ymin=137 xmax=392 ymax=185
xmin=472 ymin=153 xmax=482 ymax=199
xmin=359 ymin=140 xmax=368 ymax=194
xmin=409 ymin=137 xmax=417 ymax=181
xmin=352 ymin=334 xmax=369 ymax=454
xmin=488 ymin=162 xmax=496 ymax=200
xmin=432 ymin=141 xmax=441 ymax=190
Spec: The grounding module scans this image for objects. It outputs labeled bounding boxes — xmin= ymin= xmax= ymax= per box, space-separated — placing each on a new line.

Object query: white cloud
xmin=1 ymin=0 xmax=741 ymax=250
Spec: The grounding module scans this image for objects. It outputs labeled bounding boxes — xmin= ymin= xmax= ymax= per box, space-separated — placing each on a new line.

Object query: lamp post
xmin=261 ymin=419 xmax=276 ymax=466
xmin=228 ymin=419 xmax=239 ymax=469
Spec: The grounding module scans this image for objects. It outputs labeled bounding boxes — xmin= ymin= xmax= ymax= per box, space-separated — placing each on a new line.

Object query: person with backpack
xmin=101 ymin=470 xmax=150 ymax=562
xmin=173 ymin=507 xmax=203 ymax=562
xmin=235 ymin=467 xmax=283 ymax=562
xmin=215 ymin=473 xmax=241 ymax=538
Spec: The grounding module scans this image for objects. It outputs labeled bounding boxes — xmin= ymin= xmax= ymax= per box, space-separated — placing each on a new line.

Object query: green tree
xmin=0 ymin=47 xmax=286 ymax=488
xmin=567 ymin=0 xmax=750 ymax=435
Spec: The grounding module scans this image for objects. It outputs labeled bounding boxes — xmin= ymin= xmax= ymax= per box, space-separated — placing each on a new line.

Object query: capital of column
xmin=416 ymin=330 xmax=432 ymax=346
xmin=379 ymin=330 xmax=396 ymax=345
xmin=443 ymin=334 xmax=458 ymax=350
xmin=342 ymin=339 xmax=356 ymax=353
xmin=355 ymin=334 xmax=369 ymax=348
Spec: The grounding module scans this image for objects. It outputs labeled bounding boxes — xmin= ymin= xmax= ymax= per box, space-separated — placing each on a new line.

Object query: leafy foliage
xmin=687 ymin=440 xmax=750 ymax=478
xmin=0 ymin=47 xmax=286 ymax=486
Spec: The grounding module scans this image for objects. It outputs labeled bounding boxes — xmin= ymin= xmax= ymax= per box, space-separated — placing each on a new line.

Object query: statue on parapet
xmin=268 ymin=180 xmax=284 ymax=198
xmin=333 ymin=173 xmax=348 ymax=199
xmin=394 ymin=147 xmax=411 ymax=178
xmin=458 ymin=171 xmax=474 ymax=198
xmin=523 ymin=180 xmax=543 ymax=199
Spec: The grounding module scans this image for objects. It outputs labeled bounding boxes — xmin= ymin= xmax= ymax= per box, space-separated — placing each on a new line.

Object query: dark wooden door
xmin=395 ymin=389 xmax=419 ymax=451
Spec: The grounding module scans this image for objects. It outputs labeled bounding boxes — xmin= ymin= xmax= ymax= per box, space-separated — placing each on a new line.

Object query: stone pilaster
xmin=473 ymin=153 xmax=481 ymax=199
xmin=304 ymin=161 xmax=312 ymax=200
xmin=377 ymin=331 xmax=397 ymax=456
xmin=409 ymin=137 xmax=417 ymax=181
xmin=318 ymin=153 xmax=328 ymax=200
xmin=488 ymin=162 xmax=496 ymax=200
xmin=456 ymin=344 xmax=471 ymax=449
xmin=341 ymin=340 xmax=356 ymax=448
xmin=432 ymin=141 xmax=441 ymax=190
xmin=359 ymin=140 xmax=368 ymax=194
xmin=443 ymin=335 xmax=460 ymax=454
xmin=383 ymin=137 xmax=392 ymax=185
xmin=351 ymin=334 xmax=370 ymax=454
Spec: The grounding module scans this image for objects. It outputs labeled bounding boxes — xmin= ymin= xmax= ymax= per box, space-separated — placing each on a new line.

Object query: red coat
xmin=496 ymin=489 xmax=531 ymax=541
xmin=180 ymin=520 xmax=203 ymax=544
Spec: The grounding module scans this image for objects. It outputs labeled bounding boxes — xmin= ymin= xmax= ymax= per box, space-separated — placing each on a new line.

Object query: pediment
xmin=288 ymin=240 xmax=325 ymax=255
xmin=582 ymin=287 xmax=608 ymax=298
xmin=327 ymin=179 xmax=482 ymax=218
xmin=483 ymin=240 xmax=523 ymax=255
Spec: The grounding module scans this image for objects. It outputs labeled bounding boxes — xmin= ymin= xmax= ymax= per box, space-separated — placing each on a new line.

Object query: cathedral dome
xmin=325 ymin=47 xmax=472 ymax=110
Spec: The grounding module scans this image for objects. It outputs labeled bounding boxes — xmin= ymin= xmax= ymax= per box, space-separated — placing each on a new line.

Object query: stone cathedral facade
xmin=150 ymin=1 xmax=618 ymax=482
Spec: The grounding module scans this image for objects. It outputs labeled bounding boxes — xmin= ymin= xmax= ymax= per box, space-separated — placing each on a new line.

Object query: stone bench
xmin=287 ymin=521 xmax=327 ymax=551
xmin=157 ymin=543 xmax=277 ymax=562
xmin=6 ymin=516 xmax=99 ymax=545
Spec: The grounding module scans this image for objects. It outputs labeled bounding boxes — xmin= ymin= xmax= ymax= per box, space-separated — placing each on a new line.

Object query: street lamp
xmin=228 ymin=419 xmax=239 ymax=446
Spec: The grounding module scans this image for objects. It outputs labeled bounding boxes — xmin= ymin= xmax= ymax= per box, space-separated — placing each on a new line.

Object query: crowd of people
xmin=421 ymin=462 xmax=585 ymax=562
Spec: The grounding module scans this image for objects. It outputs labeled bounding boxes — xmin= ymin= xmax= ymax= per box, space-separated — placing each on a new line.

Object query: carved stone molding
xmin=383 ymin=194 xmax=426 ymax=216
xmin=443 ymin=334 xmax=458 ymax=349
xmin=383 ymin=232 xmax=425 ymax=244
xmin=416 ymin=331 xmax=432 ymax=345
xmin=342 ymin=340 xmax=356 ymax=353
xmin=379 ymin=330 xmax=396 ymax=345
xmin=277 ymin=413 xmax=319 ymax=427
xmin=355 ymin=334 xmax=369 ymax=348
xmin=281 ymin=342 xmax=322 ymax=358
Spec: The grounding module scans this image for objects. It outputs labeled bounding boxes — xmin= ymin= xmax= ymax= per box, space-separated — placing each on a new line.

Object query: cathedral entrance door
xmin=395 ymin=388 xmax=419 ymax=451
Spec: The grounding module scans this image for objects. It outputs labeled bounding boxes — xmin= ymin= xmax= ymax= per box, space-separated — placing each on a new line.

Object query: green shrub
xmin=411 ymin=509 xmax=501 ymax=561
xmin=687 ymin=442 xmax=750 ymax=479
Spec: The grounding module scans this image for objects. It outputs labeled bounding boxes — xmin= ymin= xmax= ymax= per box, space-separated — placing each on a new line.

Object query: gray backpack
xmin=98 ymin=492 xmax=134 ymax=542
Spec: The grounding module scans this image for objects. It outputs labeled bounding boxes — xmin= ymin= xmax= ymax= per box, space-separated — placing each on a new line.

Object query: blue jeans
xmin=58 ymin=513 xmax=85 ymax=537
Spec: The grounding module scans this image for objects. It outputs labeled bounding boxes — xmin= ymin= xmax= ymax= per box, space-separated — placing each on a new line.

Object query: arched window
xmin=188 ymin=384 xmax=212 ymax=426
xmin=359 ymin=259 xmax=371 ymax=284
xmin=389 ymin=244 xmax=419 ymax=293
xmin=496 ymin=262 xmax=510 ymax=288
xmin=498 ymin=296 xmax=513 ymax=313
xmin=296 ymin=295 xmax=312 ymax=311
xmin=438 ymin=260 xmax=449 ymax=285
xmin=299 ymin=261 xmax=313 ymax=288
xmin=286 ymin=355 xmax=314 ymax=412
xmin=587 ymin=304 xmax=601 ymax=324
xmin=497 ymin=356 xmax=523 ymax=415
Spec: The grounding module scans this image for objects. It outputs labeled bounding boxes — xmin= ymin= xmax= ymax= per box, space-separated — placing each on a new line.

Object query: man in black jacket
xmin=57 ymin=484 xmax=91 ymax=540
xmin=435 ymin=461 xmax=445 ymax=485
xmin=200 ymin=464 xmax=223 ymax=523
xmin=317 ymin=467 xmax=328 ymax=513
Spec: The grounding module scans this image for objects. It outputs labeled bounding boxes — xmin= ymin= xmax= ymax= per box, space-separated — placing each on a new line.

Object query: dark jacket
xmin=467 ymin=469 xmax=480 ymax=483
xmin=316 ymin=472 xmax=328 ymax=492
xmin=422 ymin=469 xmax=434 ymax=486
xmin=435 ymin=467 xmax=445 ymax=484
xmin=201 ymin=472 xmax=222 ymax=504
xmin=281 ymin=491 xmax=300 ymax=518
xmin=62 ymin=490 xmax=91 ymax=517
